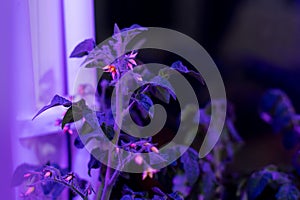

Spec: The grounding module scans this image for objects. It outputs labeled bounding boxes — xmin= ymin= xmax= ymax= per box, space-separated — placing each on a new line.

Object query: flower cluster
xmin=102 ymin=51 xmax=138 ymax=80
xmin=12 ymin=163 xmax=93 ymax=199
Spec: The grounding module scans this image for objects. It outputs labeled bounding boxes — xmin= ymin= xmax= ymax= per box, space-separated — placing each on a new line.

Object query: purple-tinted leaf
xmin=50 ymin=184 xmax=65 ymax=199
xmin=101 ymin=124 xmax=115 ymax=140
xmin=171 ymin=61 xmax=204 ymax=83
xmin=259 ymin=89 xmax=296 ymax=132
xmin=282 ymin=130 xmax=300 ymax=150
xmin=168 ymin=192 xmax=184 ymax=200
xmin=41 ymin=164 xmax=67 ymax=199
xmin=260 ymin=89 xmax=295 ymax=116
xmin=152 ymin=187 xmax=166 ymax=196
xmin=114 ymin=23 xmax=121 ymax=35
xmin=276 ymin=184 xmax=300 ymax=200
xmin=11 ymin=163 xmax=39 ymax=187
xmin=152 ymin=195 xmax=167 ymax=200
xmin=121 ymin=24 xmax=147 ymax=32
xmin=188 ymin=71 xmax=205 ymax=83
xmin=41 ymin=180 xmax=65 ymax=199
xmin=75 ymin=176 xmax=89 ymax=191
xmin=270 ymin=171 xmax=291 ymax=185
xmin=247 ymin=171 xmax=273 ymax=200
xmin=82 ymin=24 xmax=147 ymax=68
xmin=260 ymin=89 xmax=283 ymax=114
xmin=134 ymin=93 xmax=154 ymax=119
xmin=123 ymin=185 xmax=135 ymax=194
xmin=74 ymin=136 xmax=84 ymax=149
xmin=121 ymin=195 xmax=134 ymax=200
xmin=96 ymin=112 xmax=106 ymax=125
xmin=171 ymin=61 xmax=189 ymax=73
xmin=70 ymin=38 xmax=95 ymax=58
xmin=123 ymin=185 xmax=146 ymax=197
xmin=273 ymin=114 xmax=294 ymax=133
xmin=180 ymin=148 xmax=200 ymax=186
xmin=32 ymin=95 xmax=72 ymax=120
xmin=87 ymin=153 xmax=101 ymax=176
xmin=226 ymin=119 xmax=243 ymax=143
xmin=201 ymin=162 xmax=216 ymax=200
xmin=292 ymin=151 xmax=300 ymax=175
xmin=152 ymin=195 xmax=166 ymax=200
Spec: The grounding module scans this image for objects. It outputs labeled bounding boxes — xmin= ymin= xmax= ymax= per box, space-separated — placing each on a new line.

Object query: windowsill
xmin=17 ymin=107 xmax=66 ymax=139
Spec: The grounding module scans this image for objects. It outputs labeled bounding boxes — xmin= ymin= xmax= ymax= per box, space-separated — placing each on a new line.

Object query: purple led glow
xmin=0 ymin=0 xmax=96 ymax=199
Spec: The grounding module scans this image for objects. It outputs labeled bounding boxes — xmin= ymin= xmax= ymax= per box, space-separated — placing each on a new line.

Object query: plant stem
xmin=98 ymin=83 xmax=123 ymax=200
xmin=112 ymin=83 xmax=123 ymax=145
xmin=100 ymin=184 xmax=113 ymax=200
xmin=96 ymin=174 xmax=104 ymax=200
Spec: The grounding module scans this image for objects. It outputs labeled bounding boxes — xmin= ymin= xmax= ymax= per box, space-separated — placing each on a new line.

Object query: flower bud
xmin=24 ymin=186 xmax=35 ymax=196
xmin=150 ymin=146 xmax=159 ymax=153
xmin=23 ymin=173 xmax=31 ymax=178
xmin=44 ymin=171 xmax=52 ymax=178
xmin=134 ymin=155 xmax=143 ymax=165
xmin=130 ymin=143 xmax=137 ymax=148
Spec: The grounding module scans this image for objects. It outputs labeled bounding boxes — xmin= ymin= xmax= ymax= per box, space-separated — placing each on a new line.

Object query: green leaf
xmin=83 ymin=110 xmax=100 ymax=130
xmin=80 ymin=121 xmax=94 ymax=135
xmin=61 ymin=99 xmax=87 ymax=129
xmin=61 ymin=99 xmax=101 ymax=135
xmin=61 ymin=106 xmax=83 ymax=129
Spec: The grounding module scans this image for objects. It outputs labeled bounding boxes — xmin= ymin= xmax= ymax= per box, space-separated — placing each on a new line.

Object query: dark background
xmin=94 ymin=0 xmax=300 ymax=172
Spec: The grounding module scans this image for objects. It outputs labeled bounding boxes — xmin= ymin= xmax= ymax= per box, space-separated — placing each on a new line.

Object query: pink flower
xmin=142 ymin=167 xmax=158 ymax=180
xmin=103 ymin=65 xmax=119 ymax=80
xmin=63 ymin=125 xmax=73 ymax=134
xmin=126 ymin=52 xmax=138 ymax=70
